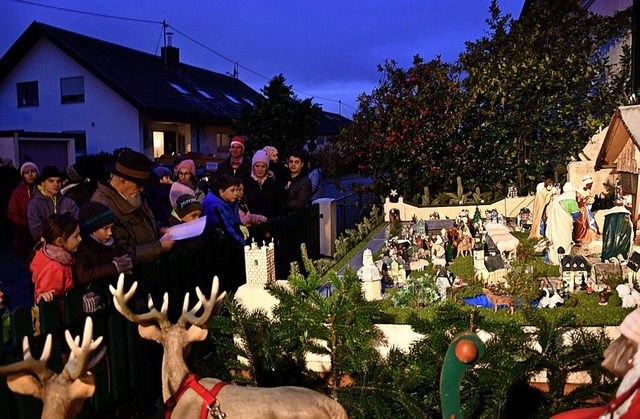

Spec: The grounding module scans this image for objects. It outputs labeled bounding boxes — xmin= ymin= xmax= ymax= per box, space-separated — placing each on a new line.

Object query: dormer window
xmin=224 ymin=94 xmax=240 ymax=104
xmin=60 ymin=76 xmax=85 ymax=104
xmin=197 ymin=89 xmax=212 ymax=99
xmin=168 ymin=82 xmax=188 ymax=94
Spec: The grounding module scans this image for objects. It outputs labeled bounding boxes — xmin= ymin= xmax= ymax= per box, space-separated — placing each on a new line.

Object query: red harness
xmin=165 ymin=374 xmax=229 ymax=419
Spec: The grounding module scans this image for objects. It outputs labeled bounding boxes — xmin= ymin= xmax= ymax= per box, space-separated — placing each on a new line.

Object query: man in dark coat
xmin=215 ymin=136 xmax=251 ymax=181
xmin=284 ymin=150 xmax=311 ymax=212
xmin=91 ymin=150 xmax=174 ymax=265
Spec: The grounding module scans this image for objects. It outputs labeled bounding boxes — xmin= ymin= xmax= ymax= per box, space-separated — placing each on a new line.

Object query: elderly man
xmin=91 ymin=149 xmax=174 ymax=265
xmin=215 ymin=135 xmax=251 ymax=180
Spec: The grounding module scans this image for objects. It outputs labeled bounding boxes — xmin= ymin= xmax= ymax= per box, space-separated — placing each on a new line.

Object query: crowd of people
xmin=1 ymin=137 xmax=319 ymax=312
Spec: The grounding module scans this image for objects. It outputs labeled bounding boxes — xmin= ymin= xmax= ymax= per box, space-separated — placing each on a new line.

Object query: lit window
xmin=17 ymin=81 xmax=39 ymax=107
xmin=60 ymin=76 xmax=85 ymax=104
xmin=168 ymin=82 xmax=189 ymax=94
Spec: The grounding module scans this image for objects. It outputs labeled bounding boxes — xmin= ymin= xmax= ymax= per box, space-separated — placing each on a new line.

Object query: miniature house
xmin=560 ymin=255 xmax=590 ymax=293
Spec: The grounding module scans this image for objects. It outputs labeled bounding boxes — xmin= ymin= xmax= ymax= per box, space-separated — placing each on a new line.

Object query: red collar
xmin=165 ymin=374 xmax=229 ymax=419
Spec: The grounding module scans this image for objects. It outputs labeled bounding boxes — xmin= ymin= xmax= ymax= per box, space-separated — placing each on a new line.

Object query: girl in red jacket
xmin=29 ymin=214 xmax=81 ymax=304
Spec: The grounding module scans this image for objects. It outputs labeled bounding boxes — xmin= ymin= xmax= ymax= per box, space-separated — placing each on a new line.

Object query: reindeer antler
xmin=0 ymin=334 xmax=54 ymax=383
xmin=177 ymin=276 xmax=226 ymax=328
xmin=109 ymin=273 xmax=171 ymax=330
xmin=62 ymin=317 xmax=106 ymax=381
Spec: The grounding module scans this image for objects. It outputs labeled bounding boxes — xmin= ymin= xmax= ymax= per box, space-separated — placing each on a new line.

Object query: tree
xmin=233 ymin=74 xmax=321 ymax=155
xmin=343 ymin=56 xmax=467 ymax=198
xmin=459 ymin=0 xmax=632 ymax=190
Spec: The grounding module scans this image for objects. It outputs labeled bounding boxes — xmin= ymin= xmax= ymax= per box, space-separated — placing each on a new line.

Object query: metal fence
xmin=0 ymin=205 xmax=321 ymax=418
xmin=334 ymin=191 xmax=380 ymax=238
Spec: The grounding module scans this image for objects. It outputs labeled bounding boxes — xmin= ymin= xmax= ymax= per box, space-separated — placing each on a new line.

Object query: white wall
xmin=0 ymin=39 xmax=141 ymax=155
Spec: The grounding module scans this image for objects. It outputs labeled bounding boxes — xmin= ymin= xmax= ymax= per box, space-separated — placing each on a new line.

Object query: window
xmin=60 ymin=76 xmax=85 ymax=104
xmin=17 ymin=81 xmax=39 ymax=107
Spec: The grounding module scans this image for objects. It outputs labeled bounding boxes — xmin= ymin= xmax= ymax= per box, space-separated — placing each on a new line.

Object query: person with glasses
xmin=173 ymin=159 xmax=205 ymax=203
xmin=27 ymin=165 xmax=79 ymax=242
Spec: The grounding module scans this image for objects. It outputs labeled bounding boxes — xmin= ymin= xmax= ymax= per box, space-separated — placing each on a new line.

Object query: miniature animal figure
xmin=547 ymin=292 xmax=564 ymax=308
xmin=109 ymin=274 xmax=348 ymax=419
xmin=617 ymin=284 xmax=638 ymax=308
xmin=538 ymin=288 xmax=552 ymax=308
xmin=482 ymin=288 xmax=515 ymax=314
xmin=456 ymin=235 xmax=474 ymax=258
xmin=0 ymin=317 xmax=106 ymax=419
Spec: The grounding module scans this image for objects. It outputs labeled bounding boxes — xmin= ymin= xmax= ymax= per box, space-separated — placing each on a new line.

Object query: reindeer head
xmin=109 ymin=274 xmax=226 ymax=401
xmin=0 ymin=317 xmax=106 ymax=419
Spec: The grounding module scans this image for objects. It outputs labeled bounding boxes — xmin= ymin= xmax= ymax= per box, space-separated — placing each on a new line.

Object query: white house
xmin=0 ymin=21 xmax=262 ymax=168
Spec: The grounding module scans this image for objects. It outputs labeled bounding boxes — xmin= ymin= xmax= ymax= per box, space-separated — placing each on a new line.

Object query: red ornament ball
xmin=455 ymin=340 xmax=478 ymax=364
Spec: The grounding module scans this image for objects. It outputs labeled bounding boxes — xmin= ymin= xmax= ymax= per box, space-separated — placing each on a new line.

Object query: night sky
xmin=2 ymin=0 xmax=525 ymax=117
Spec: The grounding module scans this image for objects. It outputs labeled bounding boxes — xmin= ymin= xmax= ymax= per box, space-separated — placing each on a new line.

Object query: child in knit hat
xmin=168 ymin=194 xmax=203 ymax=226
xmin=73 ymin=201 xmax=134 ymax=288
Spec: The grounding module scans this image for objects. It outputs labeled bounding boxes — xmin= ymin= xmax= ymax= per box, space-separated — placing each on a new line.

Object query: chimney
xmin=161 ymin=33 xmax=180 ymax=68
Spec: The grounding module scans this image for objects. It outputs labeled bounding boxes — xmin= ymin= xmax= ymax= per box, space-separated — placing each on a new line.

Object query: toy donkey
xmin=0 ymin=317 xmax=106 ymax=419
xmin=109 ymin=274 xmax=348 ymax=419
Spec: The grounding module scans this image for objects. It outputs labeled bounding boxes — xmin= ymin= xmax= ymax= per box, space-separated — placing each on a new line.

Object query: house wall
xmin=0 ymin=38 xmax=141 ymax=156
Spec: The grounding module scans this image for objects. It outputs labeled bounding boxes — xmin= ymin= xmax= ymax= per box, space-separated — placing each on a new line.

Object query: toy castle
xmin=244 ymin=240 xmax=276 ymax=287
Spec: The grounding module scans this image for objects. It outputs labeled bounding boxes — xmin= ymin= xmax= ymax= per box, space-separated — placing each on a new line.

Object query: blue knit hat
xmin=79 ymin=201 xmax=116 ymax=235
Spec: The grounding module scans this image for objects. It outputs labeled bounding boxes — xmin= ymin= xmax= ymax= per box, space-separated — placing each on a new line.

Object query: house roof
xmin=594 ymin=105 xmax=640 ymax=170
xmin=0 ymin=21 xmax=261 ymax=125
xmin=317 ymin=111 xmax=352 ymax=136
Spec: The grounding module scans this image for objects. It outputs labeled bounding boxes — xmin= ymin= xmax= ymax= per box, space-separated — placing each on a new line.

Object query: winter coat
xmin=7 ymin=183 xmax=36 ymax=259
xmin=243 ymin=173 xmax=284 ymax=219
xmin=91 ymin=181 xmax=163 ymax=265
xmin=215 ymin=156 xmax=251 ymax=181
xmin=285 ymin=174 xmax=312 ymax=211
xmin=30 ymin=246 xmax=74 ymax=302
xmin=27 ymin=187 xmax=79 ymax=241
xmin=202 ymin=192 xmax=246 ymax=245
xmin=73 ymin=236 xmax=132 ymax=287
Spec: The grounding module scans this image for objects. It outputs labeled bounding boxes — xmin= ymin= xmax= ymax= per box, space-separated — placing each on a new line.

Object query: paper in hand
xmin=167 ymin=216 xmax=206 ymax=240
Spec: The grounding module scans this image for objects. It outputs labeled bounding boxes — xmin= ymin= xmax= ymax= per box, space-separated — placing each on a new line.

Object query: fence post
xmin=315 ymin=198 xmax=336 ymax=258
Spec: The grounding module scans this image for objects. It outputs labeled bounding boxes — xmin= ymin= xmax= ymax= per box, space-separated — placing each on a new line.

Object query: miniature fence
xmin=0 ymin=205 xmax=320 ymax=418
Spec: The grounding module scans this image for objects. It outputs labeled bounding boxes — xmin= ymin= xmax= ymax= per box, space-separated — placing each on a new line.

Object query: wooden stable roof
xmin=595 ymin=105 xmax=640 ymax=171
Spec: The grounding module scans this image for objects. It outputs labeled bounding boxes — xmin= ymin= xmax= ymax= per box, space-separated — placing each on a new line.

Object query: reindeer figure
xmin=0 ymin=317 xmax=106 ymax=419
xmin=109 ymin=274 xmax=348 ymax=418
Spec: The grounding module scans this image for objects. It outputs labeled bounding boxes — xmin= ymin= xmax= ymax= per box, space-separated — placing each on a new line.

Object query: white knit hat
xmin=619 ymin=308 xmax=640 ymax=344
xmin=169 ymin=181 xmax=195 ymax=209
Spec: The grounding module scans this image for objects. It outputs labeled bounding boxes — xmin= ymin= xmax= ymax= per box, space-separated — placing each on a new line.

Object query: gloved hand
xmin=113 ymin=254 xmax=134 ymax=275
xmin=239 ymin=225 xmax=250 ymax=240
xmin=82 ymin=292 xmax=102 ymax=313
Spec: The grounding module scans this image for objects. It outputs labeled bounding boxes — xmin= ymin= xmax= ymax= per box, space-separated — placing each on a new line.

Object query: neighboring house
xmin=0 ymin=21 xmax=262 ymax=167
xmin=314 ymin=111 xmax=352 ymax=150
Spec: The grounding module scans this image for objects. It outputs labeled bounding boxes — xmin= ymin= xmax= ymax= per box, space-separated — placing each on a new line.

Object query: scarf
xmin=231 ymin=158 xmax=242 ymax=171
xmin=42 ymin=243 xmax=74 ymax=265
xmin=251 ymin=170 xmax=274 ymax=187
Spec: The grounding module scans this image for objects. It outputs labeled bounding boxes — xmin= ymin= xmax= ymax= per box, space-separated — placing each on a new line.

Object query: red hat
xmin=230 ymin=136 xmax=245 ymax=150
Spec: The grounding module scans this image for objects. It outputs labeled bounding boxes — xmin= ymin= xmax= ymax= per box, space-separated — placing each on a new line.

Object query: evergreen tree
xmin=233 ymin=74 xmax=321 ymax=155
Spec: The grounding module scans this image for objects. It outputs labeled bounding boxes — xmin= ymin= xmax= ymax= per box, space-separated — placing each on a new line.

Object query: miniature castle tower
xmin=244 ymin=240 xmax=276 ymax=287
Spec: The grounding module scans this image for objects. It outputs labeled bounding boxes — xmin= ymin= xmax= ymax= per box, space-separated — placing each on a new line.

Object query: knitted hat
xmin=176 ymin=194 xmax=202 ymax=219
xmin=252 ymin=150 xmax=270 ymax=168
xmin=619 ymin=308 xmax=640 ymax=344
xmin=79 ymin=201 xmax=116 ymax=235
xmin=262 ymin=146 xmax=278 ymax=162
xmin=175 ymin=159 xmax=196 ymax=177
xmin=153 ymin=166 xmax=172 ymax=179
xmin=170 ymin=181 xmax=195 ymax=208
xmin=20 ymin=162 xmax=39 ymax=175
xmin=37 ymin=165 xmax=66 ymax=184
xmin=230 ymin=136 xmax=245 ymax=150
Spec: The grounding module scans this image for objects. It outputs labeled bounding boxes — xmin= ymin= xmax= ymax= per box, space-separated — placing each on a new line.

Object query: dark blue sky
xmin=2 ymin=0 xmax=525 ymax=116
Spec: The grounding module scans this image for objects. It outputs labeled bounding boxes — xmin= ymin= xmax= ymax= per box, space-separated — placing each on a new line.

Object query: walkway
xmin=338 ymin=223 xmax=390 ymax=275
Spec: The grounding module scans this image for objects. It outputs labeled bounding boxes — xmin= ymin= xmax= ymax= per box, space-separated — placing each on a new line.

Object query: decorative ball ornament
xmin=455 ymin=339 xmax=478 ymax=364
